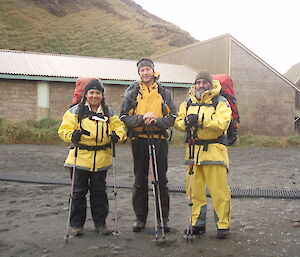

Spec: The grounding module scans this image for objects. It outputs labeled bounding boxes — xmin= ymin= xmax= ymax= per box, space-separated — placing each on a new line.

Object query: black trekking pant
xmin=131 ymin=137 xmax=169 ymax=223
xmin=69 ymin=168 xmax=109 ymax=228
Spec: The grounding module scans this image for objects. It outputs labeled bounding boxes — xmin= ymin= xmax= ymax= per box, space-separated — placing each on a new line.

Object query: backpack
xmin=71 ymin=77 xmax=97 ymax=105
xmin=186 ymin=74 xmax=239 ymax=146
xmin=212 ymin=74 xmax=239 ymax=145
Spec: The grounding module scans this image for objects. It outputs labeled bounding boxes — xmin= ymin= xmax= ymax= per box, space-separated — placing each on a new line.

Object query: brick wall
xmin=230 ymin=41 xmax=295 ymax=136
xmin=103 ymin=84 xmax=127 ymax=115
xmin=0 ymin=80 xmax=188 ymax=122
xmin=0 ymin=79 xmax=37 ymax=121
xmin=173 ymin=87 xmax=189 ymax=110
xmin=49 ymin=81 xmax=74 ymax=120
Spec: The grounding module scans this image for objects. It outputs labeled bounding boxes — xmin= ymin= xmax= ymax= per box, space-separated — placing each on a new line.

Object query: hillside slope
xmin=0 ymin=0 xmax=196 ymax=59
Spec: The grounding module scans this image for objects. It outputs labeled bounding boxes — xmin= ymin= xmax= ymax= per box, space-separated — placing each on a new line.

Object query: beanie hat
xmin=194 ymin=71 xmax=212 ymax=84
xmin=137 ymin=58 xmax=154 ymax=72
xmin=84 ymin=79 xmax=104 ymax=95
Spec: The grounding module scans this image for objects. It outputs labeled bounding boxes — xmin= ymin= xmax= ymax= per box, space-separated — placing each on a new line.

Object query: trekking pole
xmin=184 ymin=126 xmax=196 ymax=242
xmin=65 ymin=146 xmax=78 ymax=243
xmin=111 ymin=131 xmax=119 ymax=236
xmin=146 ymin=125 xmax=166 ymax=244
xmin=148 ymin=137 xmax=159 ymax=243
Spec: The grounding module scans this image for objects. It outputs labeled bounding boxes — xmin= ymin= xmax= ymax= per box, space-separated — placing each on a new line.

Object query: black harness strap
xmin=76 ymin=143 xmax=111 ymax=151
xmin=131 ymin=129 xmax=168 ymax=139
xmin=194 ymin=136 xmax=226 ymax=151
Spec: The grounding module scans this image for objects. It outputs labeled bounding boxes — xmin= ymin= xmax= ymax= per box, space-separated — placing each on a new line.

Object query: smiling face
xmin=138 ymin=66 xmax=155 ymax=86
xmin=193 ymin=79 xmax=212 ymax=100
xmin=86 ymin=89 xmax=103 ymax=109
xmin=195 ymin=79 xmax=211 ymax=94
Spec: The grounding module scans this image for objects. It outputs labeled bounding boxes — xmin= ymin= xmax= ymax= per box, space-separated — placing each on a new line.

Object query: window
xmin=37 ymin=82 xmax=49 ymax=108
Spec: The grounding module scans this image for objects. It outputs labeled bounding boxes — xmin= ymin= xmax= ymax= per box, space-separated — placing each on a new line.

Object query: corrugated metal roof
xmin=0 ymin=49 xmax=197 ymax=84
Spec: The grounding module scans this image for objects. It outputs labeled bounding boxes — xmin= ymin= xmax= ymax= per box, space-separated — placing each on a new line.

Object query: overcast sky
xmin=133 ymin=0 xmax=299 ymax=74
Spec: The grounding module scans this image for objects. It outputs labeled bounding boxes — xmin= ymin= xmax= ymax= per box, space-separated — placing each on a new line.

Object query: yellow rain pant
xmin=186 ymin=164 xmax=231 ymax=229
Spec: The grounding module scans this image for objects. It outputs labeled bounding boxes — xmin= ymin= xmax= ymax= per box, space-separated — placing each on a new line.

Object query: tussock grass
xmin=0 ymin=118 xmax=62 ymax=145
xmin=0 ymin=0 xmax=195 ymax=59
xmin=169 ymin=130 xmax=300 ymax=148
xmin=230 ymin=134 xmax=300 ymax=148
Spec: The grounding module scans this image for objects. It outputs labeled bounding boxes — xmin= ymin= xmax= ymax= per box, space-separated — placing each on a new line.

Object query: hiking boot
xmin=95 ymin=225 xmax=113 ymax=235
xmin=70 ymin=227 xmax=83 ymax=236
xmin=293 ymin=222 xmax=300 ymax=227
xmin=184 ymin=226 xmax=205 ymax=236
xmin=217 ymin=229 xmax=230 ymax=239
xmin=163 ymin=221 xmax=170 ymax=233
xmin=193 ymin=226 xmax=206 ymax=235
xmin=160 ymin=221 xmax=170 ymax=233
xmin=132 ymin=220 xmax=145 ymax=232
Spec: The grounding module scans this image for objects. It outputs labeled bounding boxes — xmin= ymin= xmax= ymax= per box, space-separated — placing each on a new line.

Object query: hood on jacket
xmin=189 ymin=80 xmax=221 ymax=103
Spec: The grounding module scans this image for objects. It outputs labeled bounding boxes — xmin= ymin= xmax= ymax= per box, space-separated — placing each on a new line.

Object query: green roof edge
xmin=0 ymin=74 xmax=192 ymax=88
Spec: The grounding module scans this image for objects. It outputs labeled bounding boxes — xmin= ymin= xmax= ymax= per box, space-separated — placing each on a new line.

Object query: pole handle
xmin=111 ymin=131 xmax=116 ymax=157
xmin=112 ymin=142 xmax=116 ymax=157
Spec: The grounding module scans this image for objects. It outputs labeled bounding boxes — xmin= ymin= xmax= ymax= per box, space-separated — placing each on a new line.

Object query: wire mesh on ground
xmin=0 ymin=173 xmax=299 ymax=199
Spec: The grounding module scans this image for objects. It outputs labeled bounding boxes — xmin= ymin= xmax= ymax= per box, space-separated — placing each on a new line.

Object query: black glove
xmin=71 ymin=130 xmax=83 ymax=144
xmin=110 ymin=133 xmax=120 ymax=144
xmin=184 ymin=114 xmax=198 ymax=127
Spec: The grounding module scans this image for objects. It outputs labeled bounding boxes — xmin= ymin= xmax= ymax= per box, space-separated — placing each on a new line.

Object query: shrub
xmin=0 ymin=118 xmax=63 ymax=145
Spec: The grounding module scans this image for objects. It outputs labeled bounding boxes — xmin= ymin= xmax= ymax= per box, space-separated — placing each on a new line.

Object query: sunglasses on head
xmin=195 ymin=80 xmax=209 ymax=85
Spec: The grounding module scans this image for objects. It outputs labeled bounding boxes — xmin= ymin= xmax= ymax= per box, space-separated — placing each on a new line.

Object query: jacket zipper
xmin=93 ymin=121 xmax=98 ymax=172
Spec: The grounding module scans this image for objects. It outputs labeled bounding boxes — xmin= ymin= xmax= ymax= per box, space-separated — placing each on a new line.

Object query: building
xmin=0 ymin=49 xmax=196 ymax=121
xmin=1 ymin=33 xmax=299 ymax=137
xmin=153 ymin=34 xmax=299 ymax=136
xmin=285 ymin=62 xmax=300 ymax=133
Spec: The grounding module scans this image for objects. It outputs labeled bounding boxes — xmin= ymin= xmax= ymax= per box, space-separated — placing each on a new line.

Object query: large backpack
xmin=212 ymin=74 xmax=239 ymax=145
xmin=71 ymin=77 xmax=97 ymax=105
xmin=186 ymin=74 xmax=239 ymax=146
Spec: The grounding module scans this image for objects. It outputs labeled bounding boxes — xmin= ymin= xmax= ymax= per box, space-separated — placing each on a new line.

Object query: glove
xmin=110 ymin=133 xmax=120 ymax=144
xmin=71 ymin=130 xmax=83 ymax=144
xmin=184 ymin=114 xmax=198 ymax=127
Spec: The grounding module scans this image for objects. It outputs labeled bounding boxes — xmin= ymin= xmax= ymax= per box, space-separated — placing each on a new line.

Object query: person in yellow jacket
xmin=175 ymin=71 xmax=232 ymax=239
xmin=120 ymin=59 xmax=177 ymax=232
xmin=58 ymin=79 xmax=126 ymax=236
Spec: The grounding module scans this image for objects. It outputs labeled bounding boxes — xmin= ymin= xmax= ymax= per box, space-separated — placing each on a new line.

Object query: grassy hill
xmin=0 ymin=0 xmax=197 ymax=59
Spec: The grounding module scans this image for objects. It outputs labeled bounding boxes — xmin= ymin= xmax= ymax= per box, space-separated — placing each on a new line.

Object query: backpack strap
xmin=125 ymin=81 xmax=141 ymax=111
xmin=157 ymin=82 xmax=170 ymax=116
xmin=127 ymin=81 xmax=169 ymax=116
xmin=185 ymin=95 xmax=220 ymax=138
xmin=185 ymin=97 xmax=217 ymax=113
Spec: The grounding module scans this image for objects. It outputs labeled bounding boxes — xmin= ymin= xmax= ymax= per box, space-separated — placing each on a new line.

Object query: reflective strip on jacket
xmin=175 ymin=80 xmax=232 ymax=168
xmin=58 ymin=104 xmax=127 ymax=172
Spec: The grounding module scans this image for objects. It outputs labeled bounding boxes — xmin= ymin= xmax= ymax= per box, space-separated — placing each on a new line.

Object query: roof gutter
xmin=0 ymin=74 xmax=193 ymax=88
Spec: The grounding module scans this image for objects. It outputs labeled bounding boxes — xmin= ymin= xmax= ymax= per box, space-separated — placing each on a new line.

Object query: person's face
xmin=139 ymin=66 xmax=155 ymax=84
xmin=86 ymin=89 xmax=103 ymax=108
xmin=195 ymin=79 xmax=211 ymax=93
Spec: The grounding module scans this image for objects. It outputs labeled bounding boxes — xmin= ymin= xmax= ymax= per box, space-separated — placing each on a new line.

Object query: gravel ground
xmin=0 ymin=144 xmax=299 ymax=257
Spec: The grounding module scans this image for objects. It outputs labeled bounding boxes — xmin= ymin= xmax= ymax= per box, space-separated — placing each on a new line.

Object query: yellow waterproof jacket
xmin=120 ymin=79 xmax=177 ymax=139
xmin=58 ymin=104 xmax=127 ymax=172
xmin=175 ymin=80 xmax=231 ymax=168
